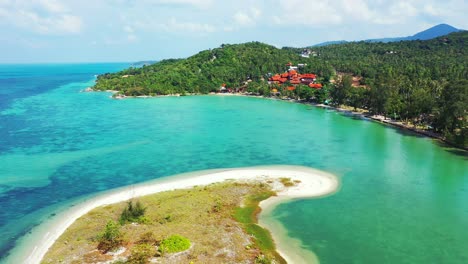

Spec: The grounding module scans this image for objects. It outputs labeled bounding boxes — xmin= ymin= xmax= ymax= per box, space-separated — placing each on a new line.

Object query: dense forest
xmin=94 ymin=32 xmax=467 ymax=148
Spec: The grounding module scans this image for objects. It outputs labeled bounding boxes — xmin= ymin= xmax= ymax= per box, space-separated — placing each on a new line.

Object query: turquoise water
xmin=0 ymin=64 xmax=467 ymax=263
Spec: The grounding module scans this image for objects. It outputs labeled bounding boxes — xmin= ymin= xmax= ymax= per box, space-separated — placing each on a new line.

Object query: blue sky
xmin=0 ymin=0 xmax=466 ymax=63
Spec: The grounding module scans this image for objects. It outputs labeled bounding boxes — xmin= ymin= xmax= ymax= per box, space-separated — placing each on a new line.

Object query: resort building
xmin=268 ymin=63 xmax=322 ymax=89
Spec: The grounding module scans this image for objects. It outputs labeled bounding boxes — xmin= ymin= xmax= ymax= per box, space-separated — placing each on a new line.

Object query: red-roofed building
xmin=302 ymin=73 xmax=316 ymax=79
xmin=301 ymin=73 xmax=317 ymax=85
xmin=267 ymin=63 xmax=320 ymax=91
xmin=309 ymin=83 xmax=323 ymax=89
xmin=291 ymin=78 xmax=301 ymax=84
xmin=270 ymin=74 xmax=281 ymax=81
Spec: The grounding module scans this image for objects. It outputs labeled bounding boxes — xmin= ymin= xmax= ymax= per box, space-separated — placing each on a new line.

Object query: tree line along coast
xmin=92 ymin=31 xmax=467 ymax=149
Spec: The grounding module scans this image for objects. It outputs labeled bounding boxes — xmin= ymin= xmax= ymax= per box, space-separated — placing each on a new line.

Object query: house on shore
xmin=219 ymin=83 xmax=232 ymax=93
xmin=268 ymin=63 xmax=322 ymax=89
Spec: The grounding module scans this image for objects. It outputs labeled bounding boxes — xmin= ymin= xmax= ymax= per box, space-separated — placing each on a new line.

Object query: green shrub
xmin=159 ymin=235 xmax=191 ymax=254
xmin=120 ymin=200 xmax=147 ymax=224
xmin=279 ymin=177 xmax=295 ymax=187
xmin=97 ymin=220 xmax=122 ymax=252
xmin=127 ymin=243 xmax=156 ymax=264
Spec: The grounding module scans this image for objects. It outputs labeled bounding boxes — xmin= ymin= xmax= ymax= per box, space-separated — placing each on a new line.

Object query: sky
xmin=0 ymin=0 xmax=467 ymax=63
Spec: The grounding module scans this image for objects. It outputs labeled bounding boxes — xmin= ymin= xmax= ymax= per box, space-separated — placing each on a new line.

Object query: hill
xmin=312 ymin=23 xmax=462 ymax=46
xmin=407 ymin=23 xmax=462 ymax=40
xmin=94 ymin=42 xmax=300 ymax=95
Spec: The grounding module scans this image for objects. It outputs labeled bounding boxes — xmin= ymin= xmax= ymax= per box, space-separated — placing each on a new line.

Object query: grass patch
xmin=245 ymin=224 xmax=275 ymax=251
xmin=233 ymin=190 xmax=285 ymax=264
xmin=159 ymin=234 xmax=191 ymax=254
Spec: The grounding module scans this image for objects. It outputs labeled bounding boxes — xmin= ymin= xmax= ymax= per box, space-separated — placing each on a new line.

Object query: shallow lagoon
xmin=0 ymin=64 xmax=467 ymax=263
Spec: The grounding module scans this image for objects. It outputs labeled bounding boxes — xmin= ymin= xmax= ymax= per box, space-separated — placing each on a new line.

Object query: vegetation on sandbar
xmin=42 ymin=181 xmax=293 ymax=264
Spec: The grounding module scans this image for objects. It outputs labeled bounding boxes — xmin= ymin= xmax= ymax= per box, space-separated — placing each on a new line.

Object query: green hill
xmin=94 ymin=32 xmax=467 ymax=148
xmin=94 ymin=42 xmax=301 ymax=95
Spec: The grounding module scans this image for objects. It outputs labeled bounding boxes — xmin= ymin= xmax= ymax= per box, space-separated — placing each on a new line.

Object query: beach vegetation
xmin=233 ymin=190 xmax=282 ymax=261
xmin=127 ymin=243 xmax=156 ymax=264
xmin=120 ymin=200 xmax=147 ymax=224
xmin=279 ymin=177 xmax=295 ymax=187
xmin=97 ymin=220 xmax=123 ymax=252
xmin=158 ymin=234 xmax=191 ymax=255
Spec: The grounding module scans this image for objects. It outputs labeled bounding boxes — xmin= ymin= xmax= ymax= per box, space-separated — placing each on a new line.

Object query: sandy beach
xmin=9 ymin=165 xmax=339 ymax=264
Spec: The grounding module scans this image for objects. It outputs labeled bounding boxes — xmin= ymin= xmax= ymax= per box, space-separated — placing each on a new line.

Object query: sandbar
xmin=8 ymin=165 xmax=339 ymax=264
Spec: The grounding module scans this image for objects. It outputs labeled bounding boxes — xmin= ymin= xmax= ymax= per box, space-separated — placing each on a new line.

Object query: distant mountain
xmin=313 ymin=40 xmax=348 ymax=47
xmin=312 ymin=23 xmax=463 ymax=47
xmin=407 ymin=24 xmax=461 ymax=40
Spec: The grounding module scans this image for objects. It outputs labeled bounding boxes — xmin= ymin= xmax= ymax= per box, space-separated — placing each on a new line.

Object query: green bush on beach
xmin=159 ymin=234 xmax=191 ymax=254
xmin=97 ymin=220 xmax=123 ymax=252
xmin=120 ymin=200 xmax=147 ymax=224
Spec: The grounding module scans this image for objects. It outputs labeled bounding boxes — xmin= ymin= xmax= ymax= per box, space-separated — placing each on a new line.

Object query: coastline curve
xmin=7 ymin=165 xmax=340 ymax=264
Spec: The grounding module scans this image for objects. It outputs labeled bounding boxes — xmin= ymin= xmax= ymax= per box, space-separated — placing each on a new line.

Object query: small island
xmin=28 ymin=166 xmax=338 ymax=264
xmin=44 ymin=182 xmax=281 ymax=263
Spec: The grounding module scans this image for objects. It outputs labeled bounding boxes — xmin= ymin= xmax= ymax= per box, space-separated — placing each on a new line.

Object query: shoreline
xmin=86 ymin=88 xmax=466 ymax=150
xmin=258 ymin=167 xmax=339 ymax=264
xmin=8 ymin=165 xmax=339 ymax=264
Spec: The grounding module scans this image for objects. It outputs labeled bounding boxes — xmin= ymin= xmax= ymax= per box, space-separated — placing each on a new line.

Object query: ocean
xmin=0 ymin=63 xmax=467 ymax=263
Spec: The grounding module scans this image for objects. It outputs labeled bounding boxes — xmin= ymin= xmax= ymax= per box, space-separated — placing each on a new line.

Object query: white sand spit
xmin=9 ymin=165 xmax=339 ymax=264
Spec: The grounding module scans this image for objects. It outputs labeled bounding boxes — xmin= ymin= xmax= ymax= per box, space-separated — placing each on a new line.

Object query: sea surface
xmin=0 ymin=64 xmax=467 ymax=263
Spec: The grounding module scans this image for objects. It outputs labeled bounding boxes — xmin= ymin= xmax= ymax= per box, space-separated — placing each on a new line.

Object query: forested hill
xmin=95 ymin=32 xmax=467 ymax=96
xmin=94 ymin=42 xmax=301 ymax=95
xmin=94 ymin=32 xmax=467 ymax=147
xmin=292 ymin=31 xmax=467 ymax=82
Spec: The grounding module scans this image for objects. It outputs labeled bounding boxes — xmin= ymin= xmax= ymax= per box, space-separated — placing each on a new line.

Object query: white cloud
xmin=234 ymin=11 xmax=254 ymax=26
xmin=272 ymin=0 xmax=342 ymax=26
xmin=267 ymin=0 xmax=460 ymax=27
xmin=1 ymin=0 xmax=468 ymax=63
xmin=127 ymin=34 xmax=137 ymax=42
xmin=423 ymin=4 xmax=439 ymax=16
xmin=233 ymin=7 xmax=262 ymax=26
xmin=341 ymin=0 xmax=373 ymax=21
xmin=152 ymin=0 xmax=213 ymax=9
xmin=339 ymin=0 xmax=433 ymax=25
xmin=123 ymin=25 xmax=134 ymax=33
xmin=223 ymin=26 xmax=234 ymax=32
xmin=251 ymin=7 xmax=261 ymax=19
xmin=0 ymin=0 xmax=83 ymax=34
xmin=38 ymin=0 xmax=67 ymax=13
xmin=157 ymin=18 xmax=216 ymax=33
xmin=52 ymin=14 xmax=82 ymax=34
